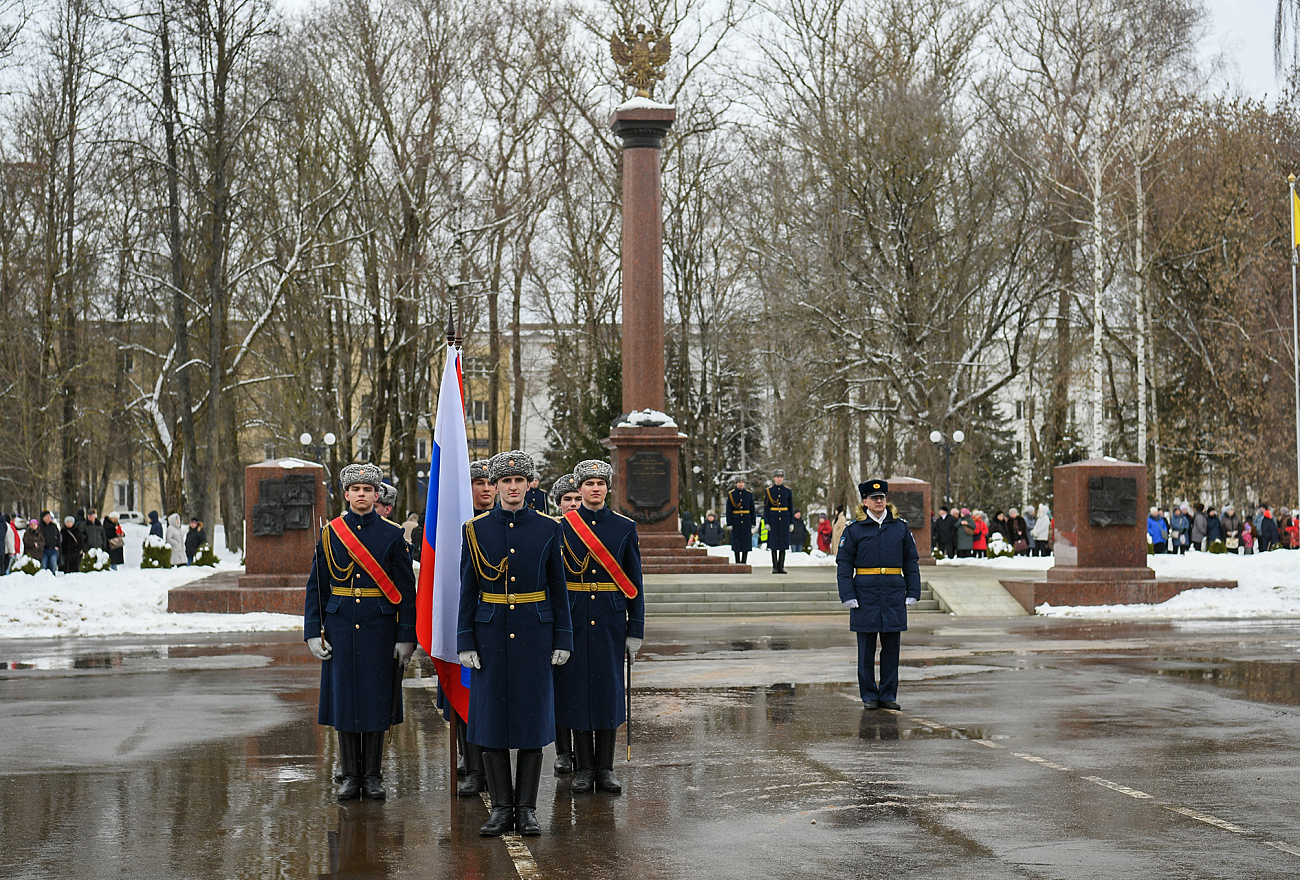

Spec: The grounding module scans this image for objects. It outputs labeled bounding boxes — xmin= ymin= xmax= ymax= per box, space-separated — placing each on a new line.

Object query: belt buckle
xmin=589 ymin=583 xmax=598 ymax=592
xmin=507 ymin=593 xmax=517 ymax=603
xmin=352 ymin=586 xmax=362 ymax=597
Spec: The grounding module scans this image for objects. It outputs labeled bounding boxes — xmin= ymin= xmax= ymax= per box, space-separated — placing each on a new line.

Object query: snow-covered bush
xmin=141 ymin=534 xmax=172 ymax=569
xmin=80 ymin=547 xmax=110 ymax=572
xmin=986 ymin=534 xmax=1015 ymax=559
xmin=192 ymin=543 xmax=219 ymax=567
xmin=1207 ymin=539 xmax=1227 ymax=554
xmin=10 ymin=555 xmax=41 ymax=575
xmin=933 ymin=547 xmax=947 ymax=561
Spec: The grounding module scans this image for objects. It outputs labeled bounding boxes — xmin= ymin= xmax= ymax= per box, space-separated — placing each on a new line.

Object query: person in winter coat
xmin=1031 ymin=504 xmax=1052 ymax=555
xmin=104 ymin=514 xmax=125 ymax=570
xmin=1169 ymin=506 xmax=1191 ymax=554
xmin=184 ymin=518 xmax=207 ymax=564
xmin=165 ymin=513 xmax=186 ymax=566
xmin=816 ymin=514 xmax=833 ymax=553
xmin=699 ymin=510 xmax=724 ymax=546
xmin=1284 ymin=509 xmax=1299 ymax=550
xmin=1 ymin=514 xmax=12 ymax=574
xmin=1221 ymin=505 xmax=1244 ymax=552
xmin=1190 ymin=502 xmax=1208 ymax=550
xmin=990 ymin=511 xmax=1012 ymax=543
xmin=60 ymin=516 xmax=82 ymax=574
xmin=1022 ymin=505 xmax=1039 ymax=555
xmin=972 ymin=511 xmax=989 ymax=556
xmin=956 ymin=508 xmax=976 ymax=557
xmin=790 ymin=510 xmax=809 ymax=553
xmin=39 ymin=512 xmax=60 ymax=572
xmin=1007 ymin=508 xmax=1029 ymax=553
xmin=147 ymin=510 xmax=163 ymax=539
xmin=1206 ymin=508 xmax=1222 ymax=544
xmin=1258 ymin=507 xmax=1281 ymax=552
xmin=1147 ymin=507 xmax=1169 ymax=554
xmin=679 ymin=509 xmax=696 ymax=544
xmin=24 ymin=518 xmax=44 ymax=561
xmin=83 ymin=510 xmax=105 ymax=558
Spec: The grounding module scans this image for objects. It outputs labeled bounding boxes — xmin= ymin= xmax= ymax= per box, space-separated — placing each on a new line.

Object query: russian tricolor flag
xmin=416 ymin=344 xmax=475 ymax=722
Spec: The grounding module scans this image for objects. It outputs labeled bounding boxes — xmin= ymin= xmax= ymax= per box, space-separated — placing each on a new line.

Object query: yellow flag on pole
xmin=1293 ymin=190 xmax=1300 ymax=247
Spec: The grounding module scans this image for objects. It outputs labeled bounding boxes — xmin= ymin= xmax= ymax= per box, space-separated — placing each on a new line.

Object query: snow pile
xmin=703 ymin=545 xmax=833 ymax=567
xmin=616 ymin=409 xmax=677 ymax=428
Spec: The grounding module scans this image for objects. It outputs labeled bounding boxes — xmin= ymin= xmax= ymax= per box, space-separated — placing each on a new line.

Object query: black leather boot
xmin=336 ymin=731 xmax=362 ymax=801
xmin=456 ymin=720 xmax=468 ymax=777
xmin=594 ymin=729 xmax=621 ymax=793
xmin=553 ymin=725 xmax=573 ymax=775
xmin=479 ymin=749 xmax=515 ymax=836
xmin=570 ymin=730 xmax=595 ymax=793
xmin=360 ymin=732 xmax=387 ymax=799
xmin=458 ymin=742 xmax=487 ymax=797
xmin=514 ymin=749 xmax=543 ymax=836
xmin=777 ymin=550 xmax=787 ymax=573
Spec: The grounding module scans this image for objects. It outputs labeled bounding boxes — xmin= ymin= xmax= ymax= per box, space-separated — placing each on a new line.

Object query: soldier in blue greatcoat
xmin=305 ymin=463 xmax=417 ymax=801
xmin=548 ymin=470 xmax=583 ymax=777
xmin=836 ymin=479 xmax=921 ymax=711
xmin=457 ymin=450 xmax=573 ymax=837
xmin=554 ymin=459 xmax=644 ymax=795
xmin=726 ymin=476 xmax=755 ymax=567
xmin=763 ymin=469 xmax=794 ymax=574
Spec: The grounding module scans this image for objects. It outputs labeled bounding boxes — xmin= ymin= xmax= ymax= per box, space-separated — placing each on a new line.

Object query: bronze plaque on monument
xmin=626 ymin=451 xmax=672 ymax=509
xmin=891 ymin=491 xmax=925 ymax=525
xmin=1087 ymin=476 xmax=1137 ymax=527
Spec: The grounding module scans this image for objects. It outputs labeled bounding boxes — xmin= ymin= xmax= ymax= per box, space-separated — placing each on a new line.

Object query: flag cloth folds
xmin=1293 ymin=190 xmax=1300 ymax=248
xmin=416 ymin=345 xmax=475 ymax=722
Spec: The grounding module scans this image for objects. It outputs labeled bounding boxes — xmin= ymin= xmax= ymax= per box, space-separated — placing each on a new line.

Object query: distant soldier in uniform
xmin=458 ymin=451 xmax=573 ymax=837
xmin=555 ymin=459 xmax=644 ymax=795
xmin=837 ymin=479 xmax=921 ymax=711
xmin=375 ymin=481 xmax=397 ymax=522
xmin=764 ymin=469 xmax=793 ymax=574
xmin=305 ymin=463 xmax=417 ymax=800
xmin=549 ymin=470 xmax=582 ymax=776
xmin=452 ymin=459 xmax=498 ymax=798
xmin=524 ymin=475 xmax=550 ymax=515
xmin=726 ymin=477 xmax=755 ymax=567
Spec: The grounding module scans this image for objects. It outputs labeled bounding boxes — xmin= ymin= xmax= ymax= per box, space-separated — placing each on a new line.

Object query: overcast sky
xmin=1200 ymin=0 xmax=1285 ymax=100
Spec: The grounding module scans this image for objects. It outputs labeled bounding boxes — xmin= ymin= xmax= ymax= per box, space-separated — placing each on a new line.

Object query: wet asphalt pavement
xmin=4 ymin=616 xmax=1300 ymax=879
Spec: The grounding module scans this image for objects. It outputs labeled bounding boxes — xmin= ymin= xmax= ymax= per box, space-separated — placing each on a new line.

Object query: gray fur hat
xmin=573 ymin=459 xmax=613 ymax=486
xmin=340 ymin=463 xmax=383 ymax=492
xmin=772 ymin=468 xmax=786 ymax=478
xmin=550 ymin=473 xmax=579 ymax=503
xmin=488 ymin=450 xmax=534 ymax=484
xmin=378 ymin=482 xmax=397 ymax=506
xmin=470 ymin=459 xmax=490 ymax=481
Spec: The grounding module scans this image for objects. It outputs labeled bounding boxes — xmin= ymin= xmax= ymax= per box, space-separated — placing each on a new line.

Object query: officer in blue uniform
xmin=764 ymin=469 xmax=794 ymax=574
xmin=554 ymin=459 xmax=645 ymax=795
xmin=305 ymin=463 xmax=417 ymax=801
xmin=836 ymin=479 xmax=921 ymax=711
xmin=549 ymin=470 xmax=583 ymax=776
xmin=457 ymin=451 xmax=573 ymax=837
xmin=726 ymin=477 xmax=755 ymax=567
xmin=524 ymin=475 xmax=550 ymax=514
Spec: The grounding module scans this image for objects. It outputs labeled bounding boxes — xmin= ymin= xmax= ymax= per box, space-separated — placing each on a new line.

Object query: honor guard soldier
xmin=450 ymin=458 xmax=497 ymax=798
xmin=549 ymin=470 xmax=582 ymax=776
xmin=726 ymin=476 xmax=755 ymax=567
xmin=764 ymin=469 xmax=794 ymax=574
xmin=305 ymin=463 xmax=417 ymax=800
xmin=524 ymin=475 xmax=550 ymax=514
xmin=458 ymin=451 xmax=573 ymax=837
xmin=555 ymin=459 xmax=644 ymax=795
xmin=375 ymin=481 xmax=398 ymax=522
xmin=836 ymin=479 xmax=921 ymax=710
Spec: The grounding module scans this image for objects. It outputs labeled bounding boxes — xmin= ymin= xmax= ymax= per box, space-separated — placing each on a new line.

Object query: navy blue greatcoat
xmin=764 ymin=484 xmax=793 ymax=550
xmin=304 ymin=509 xmax=416 ymax=732
xmin=524 ymin=487 xmax=549 ymax=514
xmin=457 ymin=506 xmax=573 ymax=750
xmin=726 ymin=489 xmax=755 ymax=552
xmin=836 ymin=511 xmax=922 ymax=632
xmin=554 ymin=506 xmax=644 ymax=731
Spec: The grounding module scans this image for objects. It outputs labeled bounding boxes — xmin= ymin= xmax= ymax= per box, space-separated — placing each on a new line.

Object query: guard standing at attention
xmin=375 ymin=482 xmax=398 ymax=522
xmin=726 ymin=476 xmax=755 ymax=567
xmin=458 ymin=451 xmax=573 ymax=837
xmin=524 ymin=475 xmax=550 ymax=515
xmin=450 ymin=459 xmax=497 ymax=798
xmin=549 ymin=470 xmax=582 ymax=776
xmin=555 ymin=459 xmax=644 ymax=795
xmin=305 ymin=463 xmax=417 ymax=801
xmin=837 ymin=479 xmax=921 ymax=711
xmin=764 ymin=469 xmax=793 ymax=574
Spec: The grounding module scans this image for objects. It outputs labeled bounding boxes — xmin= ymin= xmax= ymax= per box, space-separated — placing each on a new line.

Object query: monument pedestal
xmin=887 ymin=476 xmax=935 ymax=566
xmin=1000 ymin=458 xmax=1234 ymax=613
xmin=169 ymin=459 xmax=329 ymax=614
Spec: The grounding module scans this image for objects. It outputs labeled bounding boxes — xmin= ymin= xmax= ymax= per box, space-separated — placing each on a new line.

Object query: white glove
xmin=625 ymin=636 xmax=643 ymax=657
xmin=551 ymin=649 xmax=570 ymax=666
xmin=307 ymin=636 xmax=332 ymax=660
xmin=394 ymin=641 xmax=416 ymax=668
xmin=458 ymin=650 xmax=481 ymax=669
xmin=905 ymin=597 xmax=917 ymax=606
xmin=843 ymin=599 xmax=859 ymax=609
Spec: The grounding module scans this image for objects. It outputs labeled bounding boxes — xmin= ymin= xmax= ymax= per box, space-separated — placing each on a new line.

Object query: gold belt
xmin=731 ymin=509 xmax=750 ymax=514
xmin=769 ymin=507 xmax=789 ymax=512
xmin=332 ymin=585 xmax=385 ymax=597
xmin=567 ymin=581 xmax=620 ymax=592
xmin=855 ymin=567 xmax=903 ymax=575
xmin=479 ymin=591 xmax=547 ymax=604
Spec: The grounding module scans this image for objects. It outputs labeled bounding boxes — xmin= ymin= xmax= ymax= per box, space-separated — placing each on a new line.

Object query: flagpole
xmin=1290 ymin=175 xmax=1300 ymax=514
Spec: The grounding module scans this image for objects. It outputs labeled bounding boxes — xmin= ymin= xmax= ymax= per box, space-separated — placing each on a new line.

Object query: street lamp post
xmin=929 ymin=429 xmax=965 ymax=506
xmin=299 ymin=431 xmax=337 ymax=474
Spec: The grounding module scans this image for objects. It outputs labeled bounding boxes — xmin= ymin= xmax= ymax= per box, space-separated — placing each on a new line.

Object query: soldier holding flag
xmin=555 ymin=459 xmax=645 ymax=795
xmin=305 ymin=463 xmax=417 ymax=801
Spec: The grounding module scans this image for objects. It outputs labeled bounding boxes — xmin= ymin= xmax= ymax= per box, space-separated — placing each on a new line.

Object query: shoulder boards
xmin=468 ymin=510 xmax=491 ymax=523
xmin=610 ymin=509 xmax=635 ymax=524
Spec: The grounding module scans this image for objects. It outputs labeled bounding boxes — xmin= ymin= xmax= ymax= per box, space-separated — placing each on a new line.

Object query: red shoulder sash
xmin=329 ymin=517 xmax=402 ymax=604
xmin=563 ymin=510 xmax=638 ymax=599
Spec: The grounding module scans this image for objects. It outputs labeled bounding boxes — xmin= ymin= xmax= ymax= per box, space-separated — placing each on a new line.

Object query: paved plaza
xmin=3 ymin=614 xmax=1300 ymax=878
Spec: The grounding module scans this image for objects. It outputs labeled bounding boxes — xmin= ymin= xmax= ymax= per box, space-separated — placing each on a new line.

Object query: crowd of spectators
xmin=1145 ymin=501 xmax=1298 ymax=554
xmin=1 ymin=508 xmax=210 ymax=575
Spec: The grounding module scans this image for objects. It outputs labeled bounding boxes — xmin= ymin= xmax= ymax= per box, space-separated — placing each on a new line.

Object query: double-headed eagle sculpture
xmin=610 ymin=22 xmax=671 ymax=99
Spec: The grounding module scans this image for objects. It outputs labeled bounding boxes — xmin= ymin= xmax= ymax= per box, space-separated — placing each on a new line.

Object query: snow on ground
xmin=0 ymin=524 xmax=300 ymax=639
xmin=702 ymin=545 xmax=834 ymax=567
